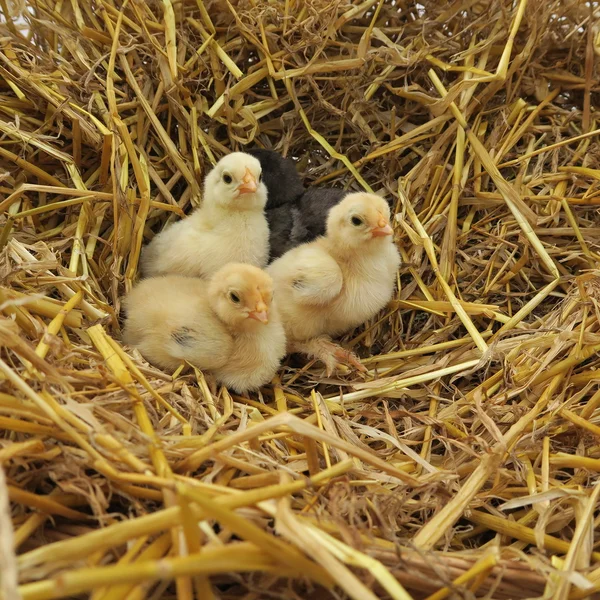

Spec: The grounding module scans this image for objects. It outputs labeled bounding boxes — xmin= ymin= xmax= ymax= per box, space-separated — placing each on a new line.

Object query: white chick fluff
xmin=268 ymin=192 xmax=400 ymax=374
xmin=140 ymin=152 xmax=269 ymax=279
xmin=122 ymin=263 xmax=286 ymax=394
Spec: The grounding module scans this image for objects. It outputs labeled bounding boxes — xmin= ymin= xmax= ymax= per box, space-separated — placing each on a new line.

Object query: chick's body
xmin=123 ymin=264 xmax=286 ymax=393
xmin=214 ymin=321 xmax=285 ymax=393
xmin=141 ymin=152 xmax=269 ymax=279
xmin=271 ymin=242 xmax=398 ymax=341
xmin=141 ymin=209 xmax=268 ymax=278
xmin=123 ymin=276 xmax=232 ymax=371
xmin=268 ymin=192 xmax=400 ymax=372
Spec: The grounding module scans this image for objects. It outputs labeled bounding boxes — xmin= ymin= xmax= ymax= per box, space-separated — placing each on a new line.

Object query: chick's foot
xmin=290 ymin=337 xmax=366 ymax=377
xmin=331 ymin=344 xmax=368 ymax=374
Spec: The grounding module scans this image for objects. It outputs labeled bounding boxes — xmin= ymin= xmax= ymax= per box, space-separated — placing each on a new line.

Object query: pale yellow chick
xmin=268 ymin=192 xmax=400 ymax=374
xmin=140 ymin=152 xmax=269 ymax=279
xmin=122 ymin=263 xmax=286 ymax=394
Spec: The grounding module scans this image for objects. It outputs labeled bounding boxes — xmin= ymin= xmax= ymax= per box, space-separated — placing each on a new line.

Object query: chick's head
xmin=204 ymin=152 xmax=267 ymax=210
xmin=326 ymin=192 xmax=394 ymax=249
xmin=209 ymin=263 xmax=275 ymax=330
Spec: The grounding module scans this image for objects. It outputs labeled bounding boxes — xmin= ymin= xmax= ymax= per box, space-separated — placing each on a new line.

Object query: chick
xmin=122 ymin=263 xmax=286 ymax=394
xmin=140 ymin=152 xmax=269 ymax=279
xmin=267 ymin=192 xmax=400 ymax=374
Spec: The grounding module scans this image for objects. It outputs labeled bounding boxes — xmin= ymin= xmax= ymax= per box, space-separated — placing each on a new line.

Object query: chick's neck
xmin=229 ymin=317 xmax=269 ymax=336
xmin=202 ymin=193 xmax=265 ymax=218
xmin=321 ymin=235 xmax=389 ymax=264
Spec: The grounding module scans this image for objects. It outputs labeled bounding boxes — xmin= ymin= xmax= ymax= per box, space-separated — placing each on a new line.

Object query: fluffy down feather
xmin=140 ymin=152 xmax=269 ymax=279
xmin=122 ymin=263 xmax=286 ymax=393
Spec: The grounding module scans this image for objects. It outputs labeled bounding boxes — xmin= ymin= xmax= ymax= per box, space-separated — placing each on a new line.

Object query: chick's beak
xmin=371 ymin=218 xmax=393 ymax=237
xmin=237 ymin=168 xmax=258 ymax=195
xmin=248 ymin=301 xmax=269 ymax=324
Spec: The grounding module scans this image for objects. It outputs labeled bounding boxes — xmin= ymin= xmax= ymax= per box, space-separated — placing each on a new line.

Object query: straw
xmin=2 ymin=0 xmax=600 ymax=597
xmin=0 ymin=465 xmax=20 ymax=600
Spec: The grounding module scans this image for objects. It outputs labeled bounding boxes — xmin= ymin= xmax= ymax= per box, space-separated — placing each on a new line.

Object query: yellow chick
xmin=122 ymin=263 xmax=286 ymax=394
xmin=267 ymin=192 xmax=400 ymax=374
xmin=140 ymin=152 xmax=269 ymax=278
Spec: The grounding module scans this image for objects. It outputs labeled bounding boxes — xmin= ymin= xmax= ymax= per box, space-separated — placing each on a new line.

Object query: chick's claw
xmin=332 ymin=345 xmax=368 ymax=374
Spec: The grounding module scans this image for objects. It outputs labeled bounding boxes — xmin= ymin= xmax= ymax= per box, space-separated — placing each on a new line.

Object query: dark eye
xmin=229 ymin=292 xmax=240 ymax=304
xmin=223 ymin=173 xmax=232 ymax=184
xmin=351 ymin=216 xmax=363 ymax=226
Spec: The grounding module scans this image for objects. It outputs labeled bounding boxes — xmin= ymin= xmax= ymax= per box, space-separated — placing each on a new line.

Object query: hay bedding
xmin=2 ymin=0 xmax=600 ymax=597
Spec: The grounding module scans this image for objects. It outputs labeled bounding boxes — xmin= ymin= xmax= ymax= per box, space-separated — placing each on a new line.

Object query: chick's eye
xmin=222 ymin=173 xmax=233 ymax=184
xmin=229 ymin=292 xmax=240 ymax=304
xmin=351 ymin=216 xmax=363 ymax=226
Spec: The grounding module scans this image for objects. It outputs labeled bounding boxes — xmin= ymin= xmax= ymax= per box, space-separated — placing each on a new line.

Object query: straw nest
xmin=2 ymin=0 xmax=600 ymax=598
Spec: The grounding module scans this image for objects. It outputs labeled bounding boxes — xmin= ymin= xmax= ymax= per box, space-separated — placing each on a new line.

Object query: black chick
xmin=244 ymin=148 xmax=304 ymax=210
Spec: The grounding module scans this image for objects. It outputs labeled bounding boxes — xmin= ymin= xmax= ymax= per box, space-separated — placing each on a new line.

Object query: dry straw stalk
xmin=2 ymin=0 xmax=600 ymax=598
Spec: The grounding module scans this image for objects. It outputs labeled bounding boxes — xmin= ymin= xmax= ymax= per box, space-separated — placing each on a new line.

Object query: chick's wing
xmin=270 ymin=245 xmax=343 ymax=306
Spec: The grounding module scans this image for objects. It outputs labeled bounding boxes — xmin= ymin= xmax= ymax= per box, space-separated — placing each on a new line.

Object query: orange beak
xmin=371 ymin=218 xmax=393 ymax=237
xmin=237 ymin=168 xmax=258 ymax=195
xmin=248 ymin=301 xmax=268 ymax=324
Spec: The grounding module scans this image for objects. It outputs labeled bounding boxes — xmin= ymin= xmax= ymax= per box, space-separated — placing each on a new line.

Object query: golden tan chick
xmin=122 ymin=263 xmax=286 ymax=394
xmin=267 ymin=192 xmax=400 ymax=374
xmin=140 ymin=152 xmax=269 ymax=279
